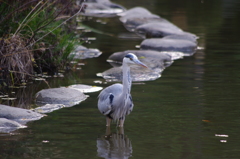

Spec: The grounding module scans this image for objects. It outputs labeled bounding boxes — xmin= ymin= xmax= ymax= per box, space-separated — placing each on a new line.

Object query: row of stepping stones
xmin=0 ymin=0 xmax=198 ymax=133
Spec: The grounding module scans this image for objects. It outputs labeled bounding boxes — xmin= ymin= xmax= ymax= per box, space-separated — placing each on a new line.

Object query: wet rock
xmin=98 ymin=65 xmax=161 ymax=82
xmin=80 ymin=0 xmax=126 ymax=17
xmin=68 ymin=84 xmax=103 ymax=93
xmin=0 ymin=104 xmax=44 ymax=125
xmin=98 ymin=50 xmax=175 ymax=81
xmin=33 ymin=104 xmax=65 ymax=114
xmin=163 ymin=33 xmax=198 ymax=43
xmin=135 ymin=22 xmax=183 ymax=38
xmin=140 ymin=38 xmax=197 ymax=55
xmin=70 ymin=45 xmax=102 ymax=59
xmin=35 ymin=87 xmax=88 ymax=107
xmin=0 ymin=118 xmax=26 ymax=133
xmin=107 ymin=50 xmax=174 ymax=68
xmin=119 ymin=7 xmax=165 ymax=31
xmin=119 ymin=7 xmax=158 ymax=22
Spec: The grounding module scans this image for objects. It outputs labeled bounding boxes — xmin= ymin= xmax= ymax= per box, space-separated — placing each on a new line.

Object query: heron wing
xmin=98 ymin=83 xmax=123 ymax=116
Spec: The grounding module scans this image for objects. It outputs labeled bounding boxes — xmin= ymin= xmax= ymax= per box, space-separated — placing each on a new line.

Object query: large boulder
xmin=0 ymin=104 xmax=44 ymax=124
xmin=35 ymin=87 xmax=88 ymax=107
xmin=140 ymin=38 xmax=197 ymax=55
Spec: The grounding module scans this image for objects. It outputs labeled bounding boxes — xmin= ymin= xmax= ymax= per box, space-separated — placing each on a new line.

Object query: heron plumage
xmin=98 ymin=83 xmax=133 ymax=121
xmin=97 ymin=53 xmax=147 ymax=127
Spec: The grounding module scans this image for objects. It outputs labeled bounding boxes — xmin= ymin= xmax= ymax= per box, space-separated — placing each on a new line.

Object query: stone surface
xmin=140 ymin=38 xmax=197 ymax=55
xmin=68 ymin=84 xmax=103 ymax=93
xmin=80 ymin=0 xmax=126 ymax=17
xmin=0 ymin=118 xmax=26 ymax=133
xmin=33 ymin=104 xmax=65 ymax=114
xmin=108 ymin=50 xmax=173 ymax=68
xmin=97 ymin=50 xmax=176 ymax=81
xmin=0 ymin=104 xmax=44 ymax=124
xmin=163 ymin=33 xmax=198 ymax=43
xmin=136 ymin=22 xmax=183 ymax=38
xmin=70 ymin=45 xmax=102 ymax=59
xmin=119 ymin=7 xmax=164 ymax=31
xmin=35 ymin=87 xmax=88 ymax=107
xmin=98 ymin=65 xmax=161 ymax=82
xmin=119 ymin=7 xmax=158 ymax=23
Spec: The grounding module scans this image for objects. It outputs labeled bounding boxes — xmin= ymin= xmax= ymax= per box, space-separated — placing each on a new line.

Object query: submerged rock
xmin=140 ymin=38 xmax=197 ymax=55
xmin=70 ymin=45 xmax=102 ymax=59
xmin=0 ymin=104 xmax=44 ymax=125
xmin=80 ymin=0 xmax=126 ymax=17
xmin=35 ymin=87 xmax=88 ymax=107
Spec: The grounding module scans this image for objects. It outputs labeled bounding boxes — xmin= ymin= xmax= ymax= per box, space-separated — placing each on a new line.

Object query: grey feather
xmin=97 ymin=53 xmax=147 ymax=126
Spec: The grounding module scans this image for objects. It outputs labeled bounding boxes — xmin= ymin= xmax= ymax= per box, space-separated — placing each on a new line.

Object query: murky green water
xmin=1 ymin=0 xmax=240 ymax=158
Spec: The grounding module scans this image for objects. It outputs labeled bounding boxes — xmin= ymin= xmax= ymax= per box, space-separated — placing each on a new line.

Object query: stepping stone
xmin=35 ymin=87 xmax=88 ymax=107
xmin=140 ymin=38 xmax=197 ymax=55
xmin=80 ymin=0 xmax=126 ymax=17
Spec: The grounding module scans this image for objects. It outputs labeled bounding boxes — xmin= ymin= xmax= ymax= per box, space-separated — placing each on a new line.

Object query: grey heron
xmin=98 ymin=53 xmax=147 ymax=127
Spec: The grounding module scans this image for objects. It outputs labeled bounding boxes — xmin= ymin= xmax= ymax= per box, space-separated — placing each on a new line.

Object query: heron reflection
xmin=97 ymin=127 xmax=132 ymax=159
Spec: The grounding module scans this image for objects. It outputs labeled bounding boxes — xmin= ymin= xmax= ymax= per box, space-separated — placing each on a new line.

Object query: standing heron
xmin=98 ymin=53 xmax=147 ymax=127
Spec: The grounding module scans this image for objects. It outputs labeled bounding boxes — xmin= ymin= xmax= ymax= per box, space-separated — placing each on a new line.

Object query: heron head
xmin=123 ymin=53 xmax=147 ymax=68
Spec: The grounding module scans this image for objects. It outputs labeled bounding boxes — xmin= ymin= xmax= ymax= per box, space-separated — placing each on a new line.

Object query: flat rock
xmin=107 ymin=50 xmax=174 ymax=68
xmin=33 ymin=104 xmax=65 ymax=114
xmin=0 ymin=118 xmax=26 ymax=133
xmin=70 ymin=45 xmax=102 ymax=59
xmin=0 ymin=104 xmax=44 ymax=124
xmin=136 ymin=22 xmax=183 ymax=38
xmin=35 ymin=87 xmax=88 ymax=107
xmin=163 ymin=33 xmax=198 ymax=43
xmin=97 ymin=50 xmax=176 ymax=82
xmin=119 ymin=7 xmax=158 ymax=22
xmin=80 ymin=0 xmax=126 ymax=17
xmin=140 ymin=38 xmax=197 ymax=55
xmin=68 ymin=84 xmax=103 ymax=93
xmin=119 ymin=7 xmax=164 ymax=31
xmin=98 ymin=65 xmax=161 ymax=82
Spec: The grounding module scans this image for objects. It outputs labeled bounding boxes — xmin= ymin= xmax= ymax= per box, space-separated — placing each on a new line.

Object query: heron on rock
xmin=98 ymin=53 xmax=147 ymax=127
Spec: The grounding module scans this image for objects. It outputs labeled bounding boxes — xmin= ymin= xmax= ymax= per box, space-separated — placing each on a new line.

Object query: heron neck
xmin=120 ymin=62 xmax=132 ymax=101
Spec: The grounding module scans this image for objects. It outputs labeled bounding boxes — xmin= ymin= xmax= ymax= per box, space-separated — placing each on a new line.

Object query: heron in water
xmin=98 ymin=53 xmax=147 ymax=127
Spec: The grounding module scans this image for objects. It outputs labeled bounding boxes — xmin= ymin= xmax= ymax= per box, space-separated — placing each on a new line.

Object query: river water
xmin=1 ymin=0 xmax=240 ymax=158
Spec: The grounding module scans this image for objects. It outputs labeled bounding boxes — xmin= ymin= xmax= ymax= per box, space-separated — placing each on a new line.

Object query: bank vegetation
xmin=0 ymin=0 xmax=84 ymax=87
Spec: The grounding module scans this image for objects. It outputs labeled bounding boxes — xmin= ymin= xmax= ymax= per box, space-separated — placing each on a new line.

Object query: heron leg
xmin=106 ymin=117 xmax=112 ymax=127
xmin=118 ymin=118 xmax=125 ymax=127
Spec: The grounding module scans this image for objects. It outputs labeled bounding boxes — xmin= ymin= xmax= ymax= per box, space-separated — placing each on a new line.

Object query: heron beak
xmin=134 ymin=59 xmax=148 ymax=68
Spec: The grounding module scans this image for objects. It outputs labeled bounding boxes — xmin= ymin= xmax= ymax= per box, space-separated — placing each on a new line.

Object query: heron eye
xmin=130 ymin=58 xmax=133 ymax=61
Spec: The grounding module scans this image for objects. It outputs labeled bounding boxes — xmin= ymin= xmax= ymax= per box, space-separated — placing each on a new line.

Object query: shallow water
xmin=1 ymin=0 xmax=240 ymax=158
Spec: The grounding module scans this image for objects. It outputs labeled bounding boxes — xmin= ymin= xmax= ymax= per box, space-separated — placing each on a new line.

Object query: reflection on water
xmin=97 ymin=127 xmax=132 ymax=159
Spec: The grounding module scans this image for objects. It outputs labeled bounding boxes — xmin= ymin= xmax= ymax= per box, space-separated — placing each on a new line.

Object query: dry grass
xmin=0 ymin=34 xmax=33 ymax=84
